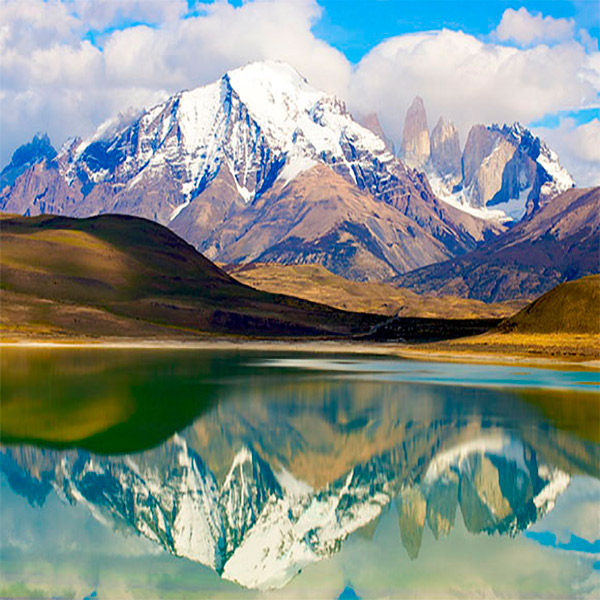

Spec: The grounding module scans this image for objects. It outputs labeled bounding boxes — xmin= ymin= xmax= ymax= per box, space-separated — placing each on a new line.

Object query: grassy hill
xmin=500 ymin=275 xmax=600 ymax=334
xmin=0 ymin=214 xmax=498 ymax=341
xmin=226 ymin=262 xmax=523 ymax=319
xmin=416 ymin=275 xmax=600 ymax=362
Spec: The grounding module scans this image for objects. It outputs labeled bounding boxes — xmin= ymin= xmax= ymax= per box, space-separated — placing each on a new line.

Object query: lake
xmin=1 ymin=347 xmax=599 ymax=599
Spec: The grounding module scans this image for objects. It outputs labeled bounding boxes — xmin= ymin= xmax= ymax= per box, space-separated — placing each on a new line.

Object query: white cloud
xmin=534 ymin=118 xmax=600 ymax=186
xmin=347 ymin=29 xmax=599 ymax=185
xmin=72 ymin=0 xmax=188 ymax=31
xmin=494 ymin=7 xmax=575 ymax=47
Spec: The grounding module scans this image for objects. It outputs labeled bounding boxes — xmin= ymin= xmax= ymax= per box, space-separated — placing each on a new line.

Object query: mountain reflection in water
xmin=1 ymin=351 xmax=599 ymax=594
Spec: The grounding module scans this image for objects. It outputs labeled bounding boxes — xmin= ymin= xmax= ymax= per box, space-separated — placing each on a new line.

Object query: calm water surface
xmin=1 ymin=348 xmax=599 ymax=599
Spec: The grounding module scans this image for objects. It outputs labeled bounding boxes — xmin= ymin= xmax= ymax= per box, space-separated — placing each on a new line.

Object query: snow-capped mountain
xmin=0 ymin=61 xmax=501 ymax=281
xmin=64 ymin=61 xmax=394 ymax=208
xmin=1 ymin=430 xmax=573 ymax=590
xmin=400 ymin=97 xmax=575 ymax=222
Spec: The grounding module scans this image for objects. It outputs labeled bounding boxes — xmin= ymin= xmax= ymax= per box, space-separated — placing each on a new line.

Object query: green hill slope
xmin=0 ymin=213 xmax=382 ymax=338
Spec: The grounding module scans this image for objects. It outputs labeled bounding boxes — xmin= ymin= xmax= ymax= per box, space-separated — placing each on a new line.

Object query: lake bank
xmin=2 ymin=333 xmax=599 ymax=370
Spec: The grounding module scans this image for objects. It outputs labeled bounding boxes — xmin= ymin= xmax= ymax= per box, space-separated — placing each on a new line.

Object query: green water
xmin=1 ymin=348 xmax=599 ymax=598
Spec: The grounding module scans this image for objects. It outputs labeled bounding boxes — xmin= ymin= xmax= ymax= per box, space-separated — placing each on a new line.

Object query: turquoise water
xmin=258 ymin=356 xmax=600 ymax=390
xmin=0 ymin=349 xmax=598 ymax=598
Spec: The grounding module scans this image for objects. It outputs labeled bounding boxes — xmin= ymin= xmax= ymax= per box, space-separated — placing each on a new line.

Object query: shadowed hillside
xmin=0 ymin=213 xmax=379 ymax=338
xmin=396 ymin=187 xmax=600 ymax=301
xmin=0 ymin=213 xmax=498 ymax=341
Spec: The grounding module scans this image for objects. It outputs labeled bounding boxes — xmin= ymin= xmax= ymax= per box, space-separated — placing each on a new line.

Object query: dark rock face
xmin=0 ymin=132 xmax=57 ymax=192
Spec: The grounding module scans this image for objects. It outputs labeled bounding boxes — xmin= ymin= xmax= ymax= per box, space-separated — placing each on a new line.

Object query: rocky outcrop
xmin=463 ymin=130 xmax=517 ymax=208
xmin=430 ymin=117 xmax=461 ymax=183
xmin=461 ymin=125 xmax=503 ymax=193
xmin=402 ymin=96 xmax=575 ymax=223
xmin=442 ymin=121 xmax=574 ymax=220
xmin=400 ymin=96 xmax=431 ymax=169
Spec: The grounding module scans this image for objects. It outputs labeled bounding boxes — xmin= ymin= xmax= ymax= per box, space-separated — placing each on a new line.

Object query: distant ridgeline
xmin=395 ymin=188 xmax=600 ymax=302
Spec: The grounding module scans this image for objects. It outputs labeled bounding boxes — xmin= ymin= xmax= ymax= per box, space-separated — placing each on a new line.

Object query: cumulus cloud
xmin=534 ymin=118 xmax=600 ymax=186
xmin=0 ymin=0 xmax=349 ymax=165
xmin=0 ymin=0 xmax=598 ymax=186
xmin=72 ymin=0 xmax=188 ymax=31
xmin=494 ymin=7 xmax=575 ymax=47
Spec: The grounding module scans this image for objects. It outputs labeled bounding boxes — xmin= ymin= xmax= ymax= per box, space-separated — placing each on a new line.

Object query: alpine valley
xmin=1 ymin=60 xmax=588 ymax=288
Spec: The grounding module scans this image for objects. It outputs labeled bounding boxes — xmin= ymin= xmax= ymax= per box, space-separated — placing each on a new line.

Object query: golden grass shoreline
xmin=2 ymin=335 xmax=599 ymax=371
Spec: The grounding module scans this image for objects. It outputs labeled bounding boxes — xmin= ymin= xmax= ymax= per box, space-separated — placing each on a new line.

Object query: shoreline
xmin=2 ymin=337 xmax=599 ymax=371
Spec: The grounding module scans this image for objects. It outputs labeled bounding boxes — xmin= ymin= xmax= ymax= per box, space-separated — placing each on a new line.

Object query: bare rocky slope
xmin=395 ymin=187 xmax=600 ymax=302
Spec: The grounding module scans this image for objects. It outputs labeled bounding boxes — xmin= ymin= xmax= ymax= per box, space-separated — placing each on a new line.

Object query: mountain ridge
xmin=395 ymin=187 xmax=600 ymax=301
xmin=399 ymin=96 xmax=575 ymax=222
xmin=1 ymin=61 xmax=502 ymax=281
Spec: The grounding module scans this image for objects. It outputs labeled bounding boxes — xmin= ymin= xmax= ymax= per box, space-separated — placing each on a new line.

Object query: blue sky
xmin=313 ymin=0 xmax=599 ymax=62
xmin=1 ymin=0 xmax=598 ymax=184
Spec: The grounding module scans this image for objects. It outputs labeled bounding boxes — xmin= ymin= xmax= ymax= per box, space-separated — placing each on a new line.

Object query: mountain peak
xmin=401 ymin=95 xmax=430 ymax=169
xmin=1 ymin=66 xmax=498 ymax=282
xmin=430 ymin=117 xmax=461 ymax=180
xmin=1 ymin=132 xmax=57 ymax=191
xmin=226 ymin=60 xmax=309 ymax=87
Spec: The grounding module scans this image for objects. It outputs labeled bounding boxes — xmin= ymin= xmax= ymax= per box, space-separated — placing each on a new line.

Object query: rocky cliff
xmin=399 ymin=97 xmax=575 ymax=223
xmin=430 ymin=117 xmax=461 ymax=183
xmin=400 ymin=96 xmax=431 ymax=169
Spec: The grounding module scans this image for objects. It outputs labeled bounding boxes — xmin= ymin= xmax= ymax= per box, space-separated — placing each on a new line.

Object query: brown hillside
xmin=226 ymin=262 xmax=523 ymax=319
xmin=500 ymin=275 xmax=600 ymax=334
xmin=0 ymin=213 xmax=380 ymax=338
xmin=396 ymin=187 xmax=600 ymax=301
